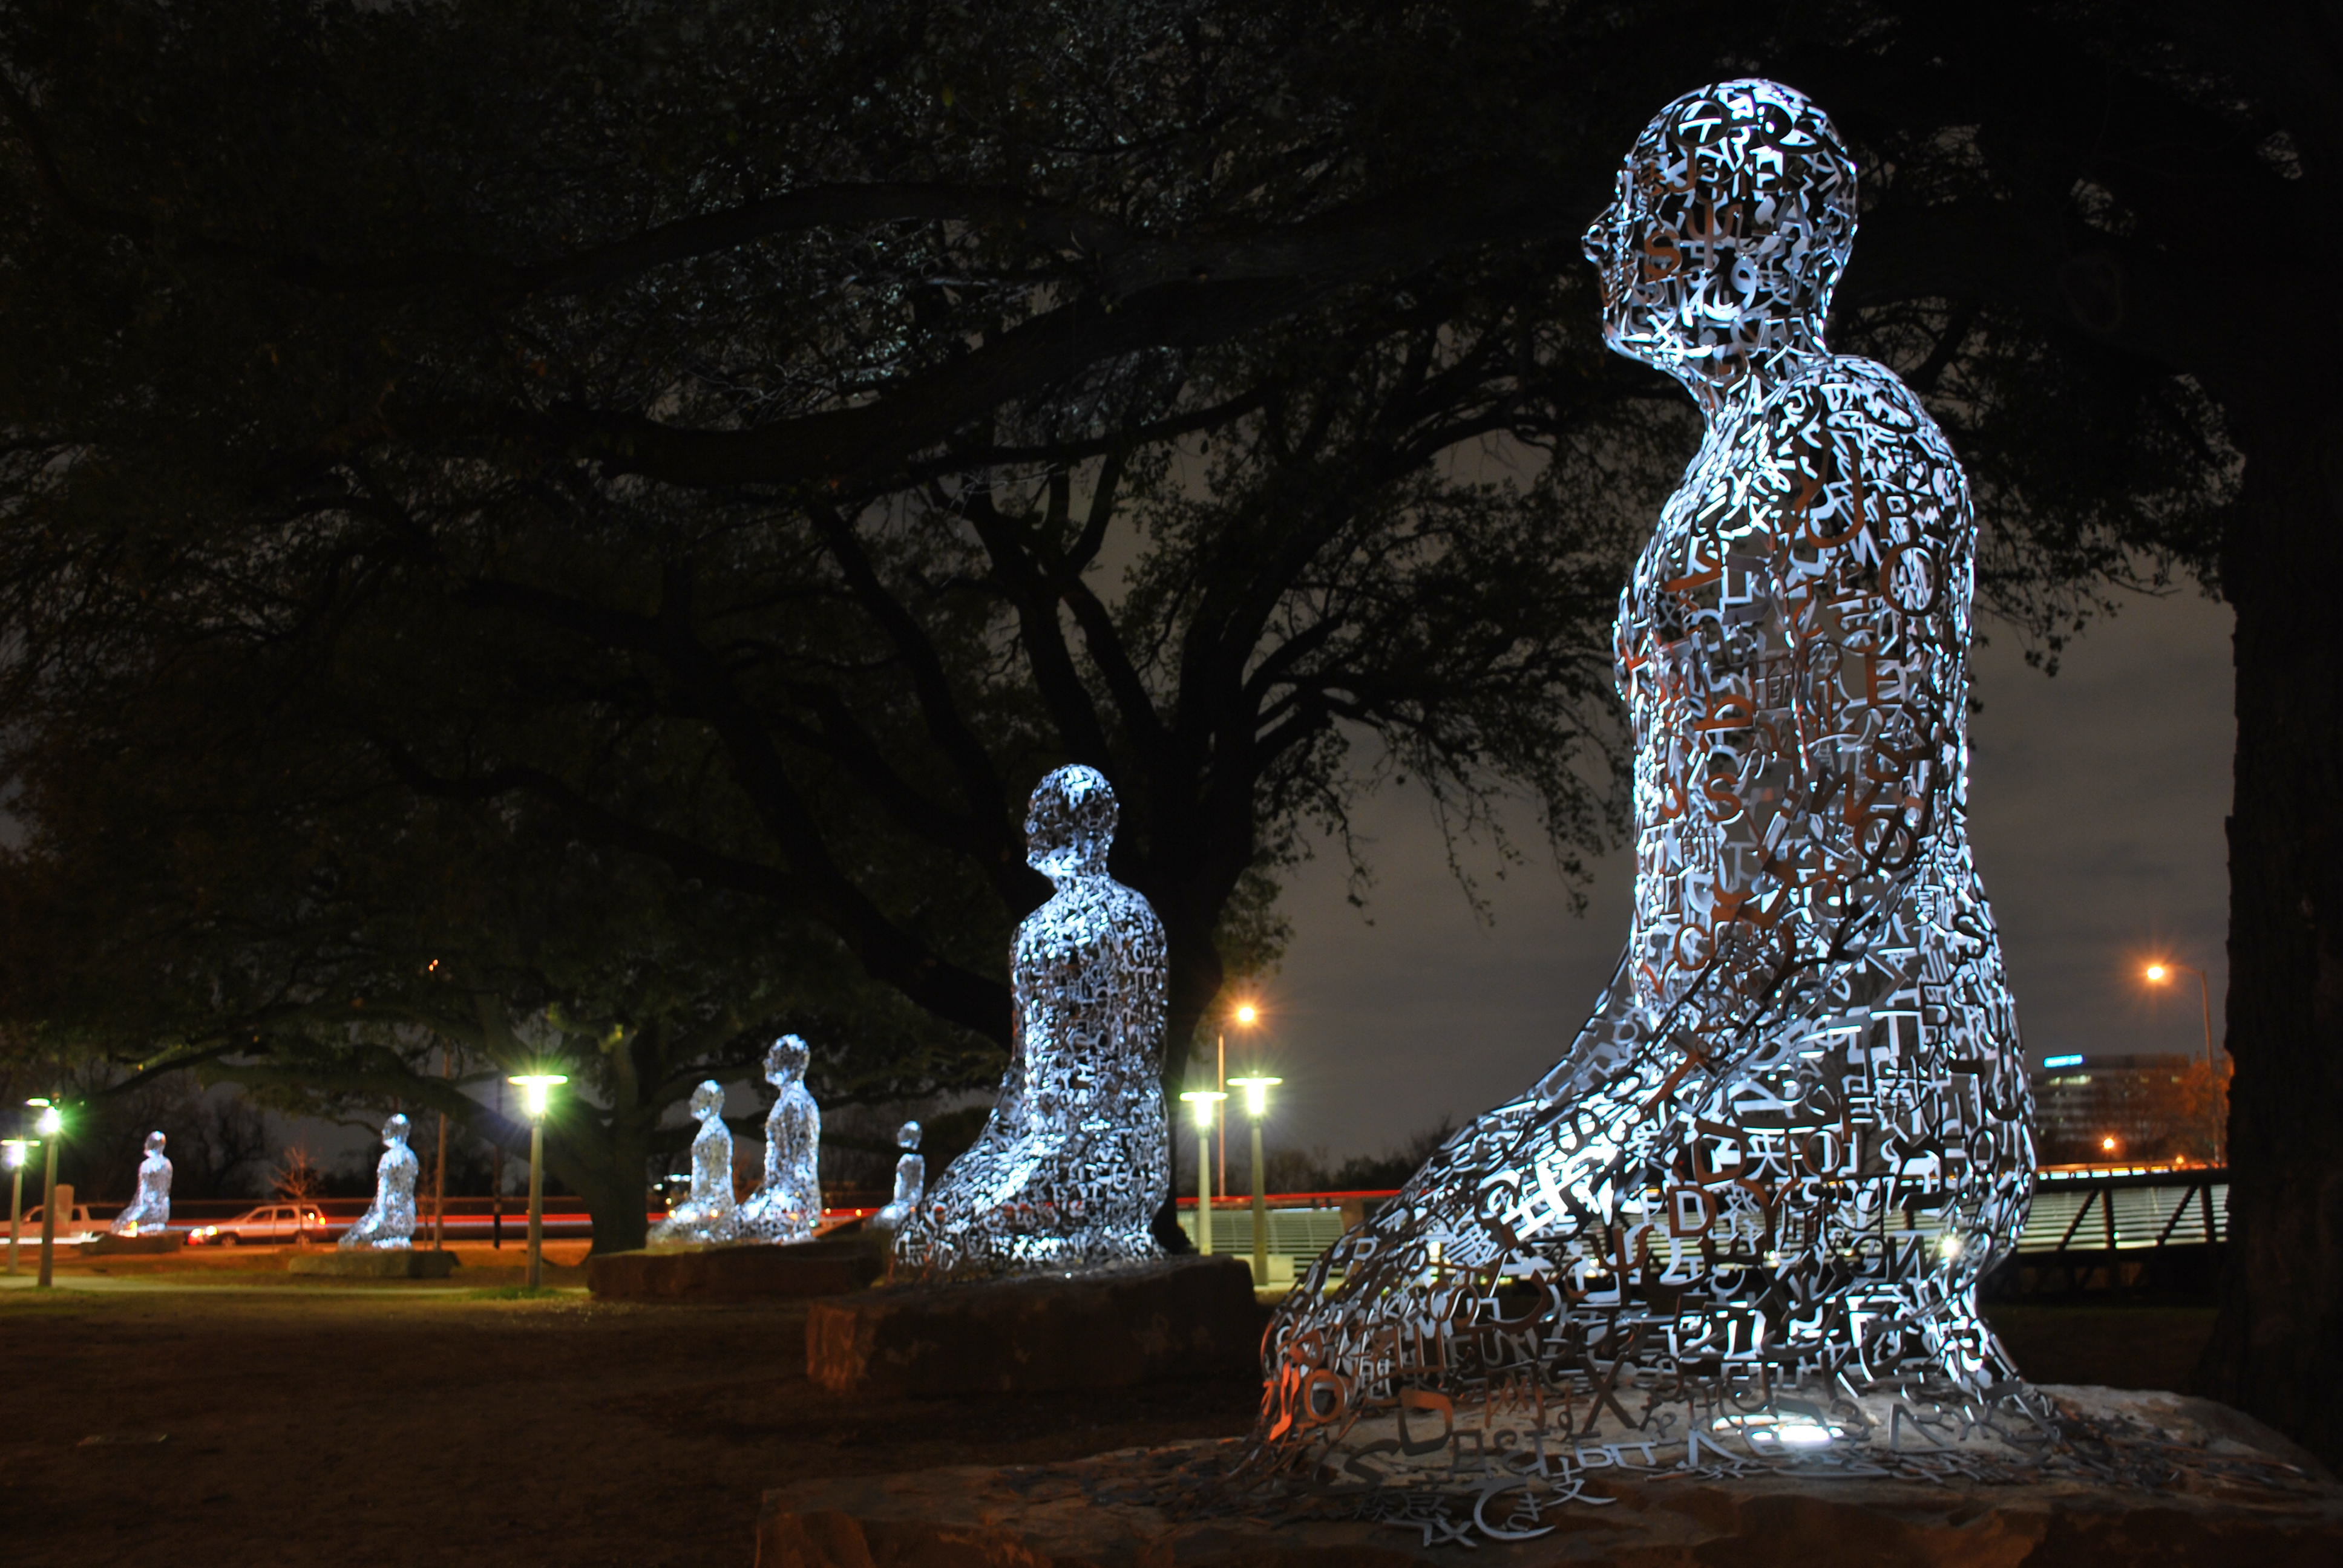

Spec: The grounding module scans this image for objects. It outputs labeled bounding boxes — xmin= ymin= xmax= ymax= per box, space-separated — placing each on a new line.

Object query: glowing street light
xmin=1217 ymin=998 xmax=1261 ymax=1198
xmin=2143 ymin=959 xmax=2223 ymax=1165
xmin=28 ymin=1099 xmax=62 ymax=1290
xmin=508 ymin=1074 xmax=567 ymax=1289
xmin=4 ymin=1137 xmax=29 ymax=1277
xmin=1180 ymin=1090 xmax=1226 ymax=1256
xmin=2101 ymin=1135 xmax=2119 ymax=1155
xmin=1227 ymin=1076 xmax=1282 ymax=1286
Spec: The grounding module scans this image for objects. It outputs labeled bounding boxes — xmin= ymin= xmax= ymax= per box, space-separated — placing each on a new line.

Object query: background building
xmin=2032 ymin=1053 xmax=2219 ymax=1167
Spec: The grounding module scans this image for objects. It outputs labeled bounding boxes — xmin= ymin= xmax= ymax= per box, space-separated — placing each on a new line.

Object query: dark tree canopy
xmin=2 ymin=0 xmax=2336 ymax=1462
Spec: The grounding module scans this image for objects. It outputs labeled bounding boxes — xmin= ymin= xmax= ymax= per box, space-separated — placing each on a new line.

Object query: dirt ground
xmin=0 ymin=1251 xmax=2217 ymax=1568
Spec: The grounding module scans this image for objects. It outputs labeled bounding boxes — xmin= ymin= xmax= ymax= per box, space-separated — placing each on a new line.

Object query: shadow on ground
xmin=0 ymin=1269 xmax=2214 ymax=1568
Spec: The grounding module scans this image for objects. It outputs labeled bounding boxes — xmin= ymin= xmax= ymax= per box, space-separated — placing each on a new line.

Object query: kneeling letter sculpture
xmin=111 ymin=1131 xmax=172 ymax=1235
xmin=870 ymin=1121 xmax=925 ymax=1239
xmin=738 ymin=1035 xmax=823 ymax=1244
xmin=650 ymin=1080 xmax=739 ymax=1247
xmin=340 ymin=1114 xmax=419 ymax=1250
xmin=893 ymin=765 xmax=1170 ymax=1279
xmin=1242 ymin=80 xmax=2038 ymax=1532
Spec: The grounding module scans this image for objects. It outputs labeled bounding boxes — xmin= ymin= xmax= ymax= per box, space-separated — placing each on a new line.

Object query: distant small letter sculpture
xmin=870 ymin=1120 xmax=925 ymax=1238
xmin=738 ymin=1035 xmax=823 ymax=1244
xmin=111 ymin=1131 xmax=172 ymax=1235
xmin=339 ymin=1114 xmax=419 ymax=1250
xmin=649 ymin=1080 xmax=739 ymax=1247
xmin=893 ymin=765 xmax=1170 ymax=1279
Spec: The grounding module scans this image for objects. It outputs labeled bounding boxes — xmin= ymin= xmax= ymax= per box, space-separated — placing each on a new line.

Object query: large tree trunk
xmin=2195 ymin=397 xmax=2343 ymax=1466
xmin=546 ymin=1123 xmax=652 ymax=1256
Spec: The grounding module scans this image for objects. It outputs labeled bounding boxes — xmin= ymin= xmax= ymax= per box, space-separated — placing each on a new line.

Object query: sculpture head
xmin=1025 ymin=764 xmax=1118 ymax=880
xmin=1581 ymin=79 xmax=1857 ymax=411
xmin=765 ymin=1034 xmax=810 ymax=1085
xmin=690 ymin=1079 xmax=724 ymax=1120
xmin=143 ymin=1130 xmax=166 ymax=1158
xmin=897 ymin=1119 xmax=922 ymax=1151
xmin=381 ymin=1113 xmax=411 ymax=1149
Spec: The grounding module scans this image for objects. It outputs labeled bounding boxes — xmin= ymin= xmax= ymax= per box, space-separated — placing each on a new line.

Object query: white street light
xmin=507 ymin=1074 xmax=567 ymax=1288
xmin=1227 ymin=1076 xmax=1282 ymax=1286
xmin=1179 ymin=1090 xmax=1226 ymax=1256
xmin=4 ymin=1137 xmax=29 ymax=1278
xmin=28 ymin=1099 xmax=62 ymax=1289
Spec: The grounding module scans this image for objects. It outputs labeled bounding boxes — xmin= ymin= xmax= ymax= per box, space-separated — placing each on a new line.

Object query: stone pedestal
xmin=806 ymin=1255 xmax=1260 ymax=1397
xmin=287 ymin=1249 xmax=458 ymax=1279
xmin=85 ymin=1232 xmax=185 ymax=1255
xmin=756 ymin=1387 xmax=2343 ymax=1567
xmin=588 ymin=1237 xmax=883 ymax=1302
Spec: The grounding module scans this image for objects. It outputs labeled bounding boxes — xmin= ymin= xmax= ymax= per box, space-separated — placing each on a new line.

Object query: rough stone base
xmin=756 ymin=1387 xmax=2343 ymax=1567
xmin=806 ymin=1256 xmax=1261 ymax=1397
xmin=588 ymin=1237 xmax=883 ymax=1302
xmin=85 ymin=1232 xmax=184 ymax=1255
xmin=286 ymin=1249 xmax=459 ymax=1279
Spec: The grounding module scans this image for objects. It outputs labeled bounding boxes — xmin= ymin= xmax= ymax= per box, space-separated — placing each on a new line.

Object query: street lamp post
xmin=1217 ymin=1001 xmax=1259 ymax=1203
xmin=508 ymin=1074 xmax=566 ymax=1289
xmin=1180 ymin=1091 xmax=1225 ymax=1256
xmin=2145 ymin=961 xmax=2223 ymax=1166
xmin=30 ymin=1099 xmax=62 ymax=1290
xmin=4 ymin=1137 xmax=28 ymax=1276
xmin=1227 ymin=1076 xmax=1282 ymax=1287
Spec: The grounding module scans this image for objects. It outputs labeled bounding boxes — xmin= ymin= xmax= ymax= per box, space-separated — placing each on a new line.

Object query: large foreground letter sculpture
xmin=340 ymin=1114 xmax=419 ymax=1250
xmin=738 ymin=1036 xmax=822 ymax=1244
xmin=111 ymin=1131 xmax=172 ymax=1235
xmin=650 ymin=1081 xmax=739 ymax=1246
xmin=893 ymin=766 xmax=1170 ymax=1279
xmin=1254 ymin=79 xmax=2034 ymax=1475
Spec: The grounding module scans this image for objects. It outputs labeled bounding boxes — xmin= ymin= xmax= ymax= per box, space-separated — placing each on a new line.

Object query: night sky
xmin=1254 ymin=587 xmax=2235 ymax=1164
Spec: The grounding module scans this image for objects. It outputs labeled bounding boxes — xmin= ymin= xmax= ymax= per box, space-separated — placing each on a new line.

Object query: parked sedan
xmin=186 ymin=1204 xmax=331 ymax=1246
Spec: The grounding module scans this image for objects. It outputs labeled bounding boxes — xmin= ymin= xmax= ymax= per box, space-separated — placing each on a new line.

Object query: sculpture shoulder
xmin=1728 ymin=355 xmax=1970 ymax=563
xmin=1020 ymin=875 xmax=1166 ymax=952
xmin=1755 ymin=356 xmax=1963 ymax=484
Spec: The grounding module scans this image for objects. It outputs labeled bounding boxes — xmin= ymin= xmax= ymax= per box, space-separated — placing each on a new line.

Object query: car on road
xmin=16 ymin=1203 xmax=101 ymax=1244
xmin=186 ymin=1203 xmax=332 ymax=1246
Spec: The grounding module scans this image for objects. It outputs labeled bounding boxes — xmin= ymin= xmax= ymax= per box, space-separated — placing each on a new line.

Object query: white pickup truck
xmin=16 ymin=1202 xmax=102 ymax=1244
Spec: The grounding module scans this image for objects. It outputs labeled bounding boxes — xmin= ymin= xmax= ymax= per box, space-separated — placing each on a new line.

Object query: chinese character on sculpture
xmin=339 ymin=1114 xmax=419 ymax=1250
xmin=650 ymin=1080 xmax=739 ymax=1247
xmin=1249 ymin=80 xmax=2036 ymax=1502
xmin=737 ymin=1036 xmax=822 ymax=1244
xmin=892 ymin=766 xmax=1170 ymax=1279
xmin=111 ymin=1131 xmax=172 ymax=1235
xmin=870 ymin=1120 xmax=925 ymax=1239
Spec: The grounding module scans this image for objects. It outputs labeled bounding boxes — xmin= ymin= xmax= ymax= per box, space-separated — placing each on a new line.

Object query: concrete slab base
xmin=287 ymin=1249 xmax=459 ymax=1279
xmin=587 ymin=1237 xmax=883 ymax=1302
xmin=84 ymin=1233 xmax=184 ymax=1255
xmin=756 ymin=1387 xmax=2343 ymax=1567
xmin=806 ymin=1255 xmax=1262 ymax=1397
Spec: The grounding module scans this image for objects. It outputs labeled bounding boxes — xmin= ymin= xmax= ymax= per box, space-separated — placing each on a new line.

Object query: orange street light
xmin=2100 ymin=1135 xmax=2119 ymax=1155
xmin=1217 ymin=998 xmax=1262 ymax=1197
xmin=2142 ymin=958 xmax=2223 ymax=1165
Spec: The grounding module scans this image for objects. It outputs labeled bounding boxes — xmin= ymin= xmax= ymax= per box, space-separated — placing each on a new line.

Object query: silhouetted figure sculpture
xmin=893 ymin=766 xmax=1170 ymax=1279
xmin=738 ymin=1035 xmax=823 ymax=1243
xmin=1253 ymin=79 xmax=2034 ymax=1486
xmin=649 ymin=1080 xmax=739 ymax=1247
xmin=870 ymin=1121 xmax=925 ymax=1239
xmin=340 ymin=1114 xmax=419 ymax=1250
xmin=111 ymin=1131 xmax=172 ymax=1235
